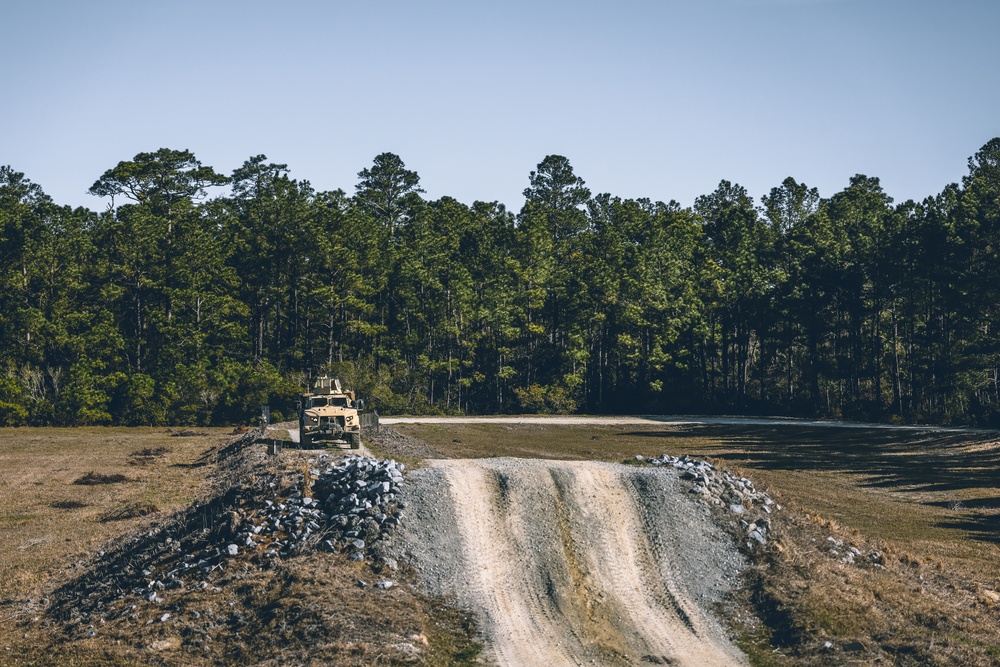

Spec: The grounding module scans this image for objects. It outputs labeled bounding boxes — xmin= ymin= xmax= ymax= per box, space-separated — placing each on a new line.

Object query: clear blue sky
xmin=2 ymin=0 xmax=997 ymax=210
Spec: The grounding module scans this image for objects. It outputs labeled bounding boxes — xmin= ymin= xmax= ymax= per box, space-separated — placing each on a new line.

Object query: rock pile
xmin=826 ymin=535 xmax=884 ymax=567
xmin=137 ymin=454 xmax=406 ymax=593
xmin=223 ymin=454 xmax=405 ymax=564
xmin=312 ymin=454 xmax=406 ymax=566
xmin=639 ymin=453 xmax=779 ymax=548
xmin=45 ymin=437 xmax=413 ymax=641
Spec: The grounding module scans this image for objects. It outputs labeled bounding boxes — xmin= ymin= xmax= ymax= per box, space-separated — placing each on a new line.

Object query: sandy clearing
xmin=405 ymin=458 xmax=748 ymax=666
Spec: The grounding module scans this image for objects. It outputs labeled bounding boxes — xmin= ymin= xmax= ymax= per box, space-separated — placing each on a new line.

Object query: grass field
xmin=0 ymin=427 xmax=231 ymax=602
xmin=3 ymin=421 xmax=999 ymax=665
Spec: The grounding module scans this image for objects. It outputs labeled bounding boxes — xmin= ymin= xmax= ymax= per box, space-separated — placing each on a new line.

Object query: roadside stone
xmin=640 ymin=452 xmax=779 ymax=551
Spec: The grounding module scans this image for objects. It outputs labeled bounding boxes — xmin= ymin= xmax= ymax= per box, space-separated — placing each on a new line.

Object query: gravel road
xmin=400 ymin=457 xmax=748 ymax=667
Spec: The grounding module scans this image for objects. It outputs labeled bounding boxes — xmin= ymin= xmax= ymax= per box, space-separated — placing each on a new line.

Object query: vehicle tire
xmin=348 ymin=432 xmax=361 ymax=449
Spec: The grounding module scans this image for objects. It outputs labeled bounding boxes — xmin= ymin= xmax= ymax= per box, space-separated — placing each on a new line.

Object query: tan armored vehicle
xmin=298 ymin=376 xmax=364 ymax=449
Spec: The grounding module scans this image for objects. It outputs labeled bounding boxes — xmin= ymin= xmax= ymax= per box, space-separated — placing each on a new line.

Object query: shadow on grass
xmin=625 ymin=422 xmax=1000 ymax=543
xmin=937 ymin=513 xmax=1000 ymax=543
xmin=928 ymin=496 xmax=1000 ymax=511
xmin=172 ymin=428 xmax=262 ymax=469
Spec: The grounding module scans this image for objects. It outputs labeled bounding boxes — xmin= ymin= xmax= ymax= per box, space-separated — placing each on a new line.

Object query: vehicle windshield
xmin=310 ymin=397 xmax=349 ymax=408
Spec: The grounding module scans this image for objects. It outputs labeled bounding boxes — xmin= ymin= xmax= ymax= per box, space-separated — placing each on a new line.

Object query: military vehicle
xmin=298 ymin=376 xmax=365 ymax=449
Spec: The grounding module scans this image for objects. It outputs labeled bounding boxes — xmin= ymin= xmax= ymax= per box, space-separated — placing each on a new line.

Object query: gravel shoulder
xmin=399 ymin=457 xmax=748 ymax=667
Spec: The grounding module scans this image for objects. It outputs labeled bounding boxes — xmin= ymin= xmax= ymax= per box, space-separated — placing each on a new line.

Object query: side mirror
xmin=357 ymin=399 xmax=365 ymax=411
xmin=295 ymin=401 xmax=301 ymax=411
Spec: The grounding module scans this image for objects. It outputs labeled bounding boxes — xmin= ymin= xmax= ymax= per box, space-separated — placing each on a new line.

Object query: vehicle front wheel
xmin=347 ymin=432 xmax=361 ymax=449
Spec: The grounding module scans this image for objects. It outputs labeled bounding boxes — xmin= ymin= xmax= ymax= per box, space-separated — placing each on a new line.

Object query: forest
xmin=1 ymin=140 xmax=999 ymax=426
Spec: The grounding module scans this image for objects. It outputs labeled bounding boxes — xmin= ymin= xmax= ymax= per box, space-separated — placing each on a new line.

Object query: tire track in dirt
xmin=424 ymin=458 xmax=748 ymax=667
xmin=439 ymin=461 xmax=580 ymax=666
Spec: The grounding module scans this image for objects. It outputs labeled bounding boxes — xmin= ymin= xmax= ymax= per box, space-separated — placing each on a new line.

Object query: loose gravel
xmin=397 ymin=456 xmax=750 ymax=666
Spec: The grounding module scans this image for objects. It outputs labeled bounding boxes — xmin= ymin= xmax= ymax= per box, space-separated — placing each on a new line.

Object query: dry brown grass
xmin=396 ymin=421 xmax=1000 ymax=666
xmin=727 ymin=497 xmax=1000 ymax=666
xmin=49 ymin=500 xmax=88 ymax=510
xmin=99 ymin=501 xmax=160 ymax=522
xmin=5 ymin=554 xmax=481 ymax=667
xmin=129 ymin=446 xmax=171 ymax=466
xmin=0 ymin=427 xmax=229 ymax=602
xmin=0 ymin=427 xmax=482 ymax=666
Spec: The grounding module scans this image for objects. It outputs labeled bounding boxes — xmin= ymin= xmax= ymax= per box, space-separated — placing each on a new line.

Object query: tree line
xmin=1 ymin=140 xmax=999 ymax=426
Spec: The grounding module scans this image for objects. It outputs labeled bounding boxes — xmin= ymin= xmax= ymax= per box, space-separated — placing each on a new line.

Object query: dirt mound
xmin=399 ymin=457 xmax=748 ymax=666
xmin=72 ymin=472 xmax=130 ymax=485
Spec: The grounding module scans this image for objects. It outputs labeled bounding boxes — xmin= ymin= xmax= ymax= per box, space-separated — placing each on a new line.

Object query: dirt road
xmin=382 ymin=413 xmax=983 ymax=433
xmin=402 ymin=458 xmax=748 ymax=666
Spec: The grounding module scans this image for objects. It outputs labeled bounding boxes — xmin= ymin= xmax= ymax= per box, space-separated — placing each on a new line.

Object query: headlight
xmin=346 ymin=416 xmax=353 ymax=423
xmin=311 ymin=417 xmax=318 ymax=423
